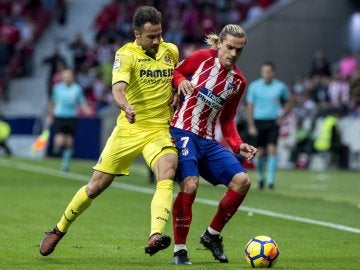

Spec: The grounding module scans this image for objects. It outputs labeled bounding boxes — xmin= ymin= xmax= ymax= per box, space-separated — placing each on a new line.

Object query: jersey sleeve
xmin=219 ymin=83 xmax=245 ymax=154
xmin=76 ymin=85 xmax=85 ymax=104
xmin=173 ymin=49 xmax=208 ymax=88
xmin=282 ymin=82 xmax=291 ymax=100
xmin=245 ymin=82 xmax=255 ymax=104
xmin=112 ymin=50 xmax=133 ymax=86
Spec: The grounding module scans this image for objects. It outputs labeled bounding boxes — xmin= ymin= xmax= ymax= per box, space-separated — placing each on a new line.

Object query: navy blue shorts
xmin=170 ymin=127 xmax=246 ymax=187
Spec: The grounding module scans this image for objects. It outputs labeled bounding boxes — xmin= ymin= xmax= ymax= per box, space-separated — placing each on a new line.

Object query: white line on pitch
xmin=1 ymin=159 xmax=359 ymax=234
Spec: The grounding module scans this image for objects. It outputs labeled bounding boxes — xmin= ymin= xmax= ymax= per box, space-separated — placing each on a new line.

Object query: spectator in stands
xmin=0 ymin=33 xmax=11 ymax=101
xmin=116 ymin=4 xmax=132 ymax=43
xmin=350 ymin=84 xmax=360 ymax=117
xmin=338 ymin=48 xmax=358 ymax=80
xmin=43 ymin=45 xmax=68 ymax=98
xmin=292 ymin=90 xmax=317 ymax=121
xmin=93 ymin=0 xmax=120 ymax=42
xmin=309 ymin=50 xmax=332 ymax=78
xmin=226 ymin=0 xmax=243 ymax=25
xmin=54 ymin=0 xmax=68 ymax=41
xmin=181 ymin=2 xmax=201 ymax=43
xmin=75 ymin=62 xmax=95 ymax=94
xmin=51 ymin=60 xmax=67 ymax=86
xmin=92 ymin=69 xmax=111 ymax=112
xmin=164 ymin=17 xmax=183 ymax=46
xmin=313 ymin=108 xmax=349 ymax=169
xmin=0 ymin=16 xmax=20 ymax=78
xmin=292 ymin=74 xmax=310 ymax=95
xmin=258 ymin=0 xmax=277 ymax=9
xmin=199 ymin=5 xmax=217 ymax=37
xmin=15 ymin=15 xmax=36 ymax=76
xmin=310 ymin=75 xmax=331 ymax=117
xmin=94 ymin=34 xmax=113 ymax=65
xmin=328 ymin=71 xmax=350 ymax=115
xmin=9 ymin=2 xmax=27 ymax=41
xmin=68 ymin=33 xmax=91 ymax=73
xmin=246 ymin=61 xmax=291 ymax=190
xmin=247 ymin=1 xmax=265 ymax=21
xmin=290 ymin=118 xmax=312 ymax=168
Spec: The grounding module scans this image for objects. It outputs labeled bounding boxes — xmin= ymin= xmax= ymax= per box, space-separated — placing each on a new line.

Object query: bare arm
xmin=80 ymin=102 xmax=93 ymax=116
xmin=45 ymin=100 xmax=55 ymax=128
xmin=246 ymin=102 xmax=257 ymax=136
xmin=112 ymin=81 xmax=135 ymax=124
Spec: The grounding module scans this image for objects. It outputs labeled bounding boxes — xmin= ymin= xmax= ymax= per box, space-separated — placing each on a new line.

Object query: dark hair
xmin=133 ymin=6 xmax=162 ymax=31
xmin=262 ymin=61 xmax=276 ymax=70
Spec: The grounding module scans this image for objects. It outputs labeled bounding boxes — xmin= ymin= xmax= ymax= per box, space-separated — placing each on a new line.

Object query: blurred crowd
xmin=290 ymin=48 xmax=360 ymax=121
xmin=272 ymin=49 xmax=360 ymax=170
xmin=0 ymin=0 xmax=278 ymax=107
xmin=2 ymin=0 xmax=360 ymax=132
xmin=0 ymin=0 xmax=52 ymax=101
xmin=92 ymin=0 xmax=277 ymax=55
xmin=42 ymin=0 xmax=279 ymax=116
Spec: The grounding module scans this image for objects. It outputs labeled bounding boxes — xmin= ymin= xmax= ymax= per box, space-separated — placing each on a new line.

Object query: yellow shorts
xmin=93 ymin=125 xmax=177 ymax=175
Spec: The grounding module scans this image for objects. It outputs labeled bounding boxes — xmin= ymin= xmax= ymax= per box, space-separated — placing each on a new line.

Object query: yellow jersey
xmin=112 ymin=40 xmax=179 ymax=128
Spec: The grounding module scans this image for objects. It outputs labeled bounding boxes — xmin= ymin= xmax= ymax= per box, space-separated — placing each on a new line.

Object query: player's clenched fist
xmin=124 ymin=104 xmax=136 ymax=123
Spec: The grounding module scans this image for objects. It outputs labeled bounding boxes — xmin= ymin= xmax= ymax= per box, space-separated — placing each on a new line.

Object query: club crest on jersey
xmin=182 ymin=148 xmax=189 ymax=156
xmin=113 ymin=57 xmax=120 ymax=71
xmin=164 ymin=53 xmax=173 ymax=65
xmin=227 ymin=82 xmax=235 ymax=91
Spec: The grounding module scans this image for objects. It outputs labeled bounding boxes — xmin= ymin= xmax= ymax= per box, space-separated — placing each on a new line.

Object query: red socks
xmin=172 ymin=192 xmax=195 ymax=245
xmin=209 ymin=189 xmax=246 ymax=232
xmin=173 ymin=189 xmax=246 ymax=244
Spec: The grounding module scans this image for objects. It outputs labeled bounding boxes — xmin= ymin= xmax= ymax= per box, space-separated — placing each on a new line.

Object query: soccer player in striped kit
xmin=170 ymin=24 xmax=257 ymax=265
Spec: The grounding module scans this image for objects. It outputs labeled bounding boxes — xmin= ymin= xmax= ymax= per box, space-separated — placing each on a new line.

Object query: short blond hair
xmin=205 ymin=24 xmax=247 ymax=49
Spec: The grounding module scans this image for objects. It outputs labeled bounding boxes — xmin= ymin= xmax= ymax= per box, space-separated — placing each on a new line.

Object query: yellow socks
xmin=56 ymin=181 xmax=173 ymax=235
xmin=150 ymin=179 xmax=173 ymax=236
xmin=57 ymin=185 xmax=92 ymax=233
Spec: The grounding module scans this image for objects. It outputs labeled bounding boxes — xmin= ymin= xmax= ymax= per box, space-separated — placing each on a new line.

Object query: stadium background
xmin=0 ymin=0 xmax=359 ymax=170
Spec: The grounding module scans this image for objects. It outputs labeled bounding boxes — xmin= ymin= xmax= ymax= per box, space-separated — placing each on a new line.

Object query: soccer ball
xmin=244 ymin=235 xmax=279 ymax=268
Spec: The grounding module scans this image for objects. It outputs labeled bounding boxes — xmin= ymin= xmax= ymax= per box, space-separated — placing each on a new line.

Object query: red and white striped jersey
xmin=171 ymin=49 xmax=246 ymax=154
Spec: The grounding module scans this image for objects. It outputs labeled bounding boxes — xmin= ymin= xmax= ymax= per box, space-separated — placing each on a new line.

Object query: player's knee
xmin=156 ymin=166 xmax=176 ymax=181
xmin=229 ymin=173 xmax=251 ymax=193
xmin=153 ymin=152 xmax=177 ymax=180
xmin=86 ymin=172 xmax=114 ymax=198
xmin=181 ymin=176 xmax=199 ymax=195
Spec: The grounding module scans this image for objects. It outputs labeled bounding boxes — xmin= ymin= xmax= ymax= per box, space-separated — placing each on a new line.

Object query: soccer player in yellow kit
xmin=40 ymin=6 xmax=179 ymax=257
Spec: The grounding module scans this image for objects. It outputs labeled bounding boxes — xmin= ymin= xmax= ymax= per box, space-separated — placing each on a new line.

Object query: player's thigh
xmin=142 ymin=128 xmax=177 ymax=171
xmin=176 ymin=159 xmax=200 ymax=183
xmin=152 ymin=152 xmax=178 ymax=180
xmin=200 ymin=144 xmax=245 ymax=186
xmin=93 ymin=126 xmax=143 ymax=175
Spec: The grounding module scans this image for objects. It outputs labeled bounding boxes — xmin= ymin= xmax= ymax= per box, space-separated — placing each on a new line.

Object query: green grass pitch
xmin=0 ymin=156 xmax=359 ymax=269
